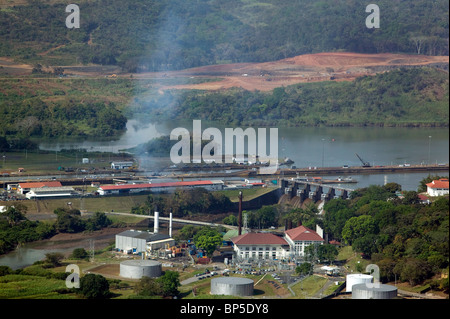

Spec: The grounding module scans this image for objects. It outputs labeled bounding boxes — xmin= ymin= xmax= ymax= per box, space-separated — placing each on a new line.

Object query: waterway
xmin=38 ymin=120 xmax=449 ymax=167
xmin=1 ymin=121 xmax=447 ymax=269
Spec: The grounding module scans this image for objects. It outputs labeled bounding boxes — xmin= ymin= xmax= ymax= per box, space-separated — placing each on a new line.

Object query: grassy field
xmin=0 ymin=274 xmax=74 ymax=299
xmin=0 ymin=150 xmax=133 ymax=175
xmin=216 ymin=187 xmax=275 ymax=202
xmin=6 ymin=186 xmax=275 ymax=218
xmin=289 ymin=275 xmax=328 ymax=299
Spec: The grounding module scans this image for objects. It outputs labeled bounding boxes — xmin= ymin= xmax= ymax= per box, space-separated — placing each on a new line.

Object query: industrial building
xmin=284 ymin=225 xmax=324 ymax=257
xmin=98 ymin=180 xmax=224 ymax=195
xmin=231 ymin=225 xmax=324 ymax=261
xmin=14 ymin=181 xmax=62 ymax=195
xmin=25 ymin=186 xmax=77 ymax=199
xmin=115 ymin=229 xmax=175 ymax=254
xmin=232 ymin=232 xmax=290 ymax=260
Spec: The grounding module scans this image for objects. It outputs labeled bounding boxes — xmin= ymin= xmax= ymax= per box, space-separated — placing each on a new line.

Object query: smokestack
xmin=169 ymin=212 xmax=173 ymax=237
xmin=238 ymin=191 xmax=243 ymax=235
xmin=154 ymin=211 xmax=159 ymax=234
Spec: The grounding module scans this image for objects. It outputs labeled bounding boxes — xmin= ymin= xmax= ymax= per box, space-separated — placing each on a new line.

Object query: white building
xmin=111 ymin=161 xmax=134 ymax=170
xmin=25 ymin=186 xmax=77 ymax=199
xmin=231 ymin=232 xmax=290 ymax=260
xmin=98 ymin=180 xmax=224 ymax=195
xmin=17 ymin=181 xmax=62 ymax=195
xmin=231 ymin=225 xmax=324 ymax=260
xmin=426 ymin=179 xmax=449 ymax=197
xmin=284 ymin=225 xmax=324 ymax=257
xmin=115 ymin=230 xmax=175 ymax=254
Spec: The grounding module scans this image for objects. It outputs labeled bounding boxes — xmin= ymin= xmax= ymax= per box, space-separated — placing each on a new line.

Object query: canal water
xmin=1 ymin=121 xmax=447 ymax=269
xmin=38 ymin=120 xmax=449 ymax=168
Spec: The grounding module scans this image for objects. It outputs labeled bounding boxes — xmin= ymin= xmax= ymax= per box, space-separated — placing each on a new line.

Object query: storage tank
xmin=210 ymin=277 xmax=254 ymax=296
xmin=119 ymin=259 xmax=162 ymax=279
xmin=346 ymin=274 xmax=373 ymax=292
xmin=352 ymin=283 xmax=398 ymax=299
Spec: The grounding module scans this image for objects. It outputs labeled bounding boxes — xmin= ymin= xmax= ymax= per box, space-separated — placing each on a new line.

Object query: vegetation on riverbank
xmin=145 ymin=68 xmax=449 ymax=127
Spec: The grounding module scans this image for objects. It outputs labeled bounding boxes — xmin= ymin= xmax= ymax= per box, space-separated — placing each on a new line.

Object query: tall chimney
xmin=154 ymin=211 xmax=159 ymax=234
xmin=169 ymin=211 xmax=173 ymax=237
xmin=238 ymin=191 xmax=243 ymax=235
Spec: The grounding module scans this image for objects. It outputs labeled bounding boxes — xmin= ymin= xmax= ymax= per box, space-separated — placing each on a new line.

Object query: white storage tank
xmin=346 ymin=274 xmax=373 ymax=292
xmin=352 ymin=283 xmax=398 ymax=299
xmin=210 ymin=277 xmax=254 ymax=297
xmin=119 ymin=259 xmax=162 ymax=279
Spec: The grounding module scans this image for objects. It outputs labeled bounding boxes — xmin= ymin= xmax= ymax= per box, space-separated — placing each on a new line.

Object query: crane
xmin=355 ymin=153 xmax=371 ymax=167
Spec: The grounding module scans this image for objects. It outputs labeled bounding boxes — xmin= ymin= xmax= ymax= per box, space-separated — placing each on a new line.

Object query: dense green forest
xmin=323 ymin=185 xmax=448 ymax=287
xmin=139 ymin=67 xmax=449 ymax=127
xmin=0 ymin=0 xmax=448 ymax=70
xmin=0 ymin=78 xmax=129 ymax=138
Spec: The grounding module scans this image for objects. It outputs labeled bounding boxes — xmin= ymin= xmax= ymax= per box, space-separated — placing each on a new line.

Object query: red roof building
xmin=284 ymin=225 xmax=324 ymax=257
xmin=231 ymin=232 xmax=289 ymax=260
xmin=426 ymin=178 xmax=449 ymax=197
xmin=230 ymin=225 xmax=325 ymax=260
xmin=18 ymin=181 xmax=62 ymax=194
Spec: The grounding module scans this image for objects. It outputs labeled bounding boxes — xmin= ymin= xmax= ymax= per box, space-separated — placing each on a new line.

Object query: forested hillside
xmin=137 ymin=67 xmax=450 ymax=127
xmin=0 ymin=0 xmax=448 ymax=71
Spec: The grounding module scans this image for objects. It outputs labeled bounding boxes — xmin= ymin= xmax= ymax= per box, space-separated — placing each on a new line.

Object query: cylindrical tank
xmin=119 ymin=259 xmax=162 ymax=279
xmin=352 ymin=283 xmax=398 ymax=299
xmin=346 ymin=274 xmax=373 ymax=292
xmin=210 ymin=277 xmax=254 ymax=296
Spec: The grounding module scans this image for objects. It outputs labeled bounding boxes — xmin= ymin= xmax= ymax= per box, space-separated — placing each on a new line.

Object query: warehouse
xmin=25 ymin=186 xmax=77 ymax=199
xmin=115 ymin=229 xmax=175 ymax=254
xmin=17 ymin=181 xmax=62 ymax=195
xmin=98 ymin=180 xmax=224 ymax=195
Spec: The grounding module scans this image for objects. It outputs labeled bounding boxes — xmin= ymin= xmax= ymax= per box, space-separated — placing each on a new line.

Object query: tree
xmin=394 ymin=258 xmax=432 ymax=286
xmin=318 ymin=244 xmax=339 ymax=264
xmin=134 ymin=276 xmax=162 ymax=296
xmin=71 ymin=248 xmax=88 ymax=260
xmin=3 ymin=205 xmax=27 ymax=226
xmin=296 ymin=262 xmax=312 ymax=276
xmin=195 ymin=232 xmax=222 ymax=257
xmin=342 ymin=215 xmax=378 ymax=245
xmin=222 ymin=214 xmax=238 ymax=226
xmin=54 ymin=208 xmax=85 ymax=233
xmin=80 ymin=274 xmax=110 ymax=299
xmin=44 ymin=252 xmax=64 ymax=267
xmin=352 ymin=234 xmax=379 ymax=258
xmin=157 ymin=270 xmax=180 ymax=297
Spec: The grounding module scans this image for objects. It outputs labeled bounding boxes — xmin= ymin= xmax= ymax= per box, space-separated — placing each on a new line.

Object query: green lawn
xmin=0 ymin=274 xmax=75 ymax=299
xmin=289 ymin=275 xmax=328 ymax=299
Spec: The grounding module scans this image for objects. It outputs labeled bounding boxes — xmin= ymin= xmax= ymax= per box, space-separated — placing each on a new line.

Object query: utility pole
xmin=428 ymin=135 xmax=432 ymax=165
xmin=238 ymin=191 xmax=243 ymax=235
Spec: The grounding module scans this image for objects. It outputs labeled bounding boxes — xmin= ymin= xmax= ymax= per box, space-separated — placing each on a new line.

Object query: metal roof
xmin=116 ymin=230 xmax=170 ymax=242
xmin=100 ymin=180 xmax=217 ymax=191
